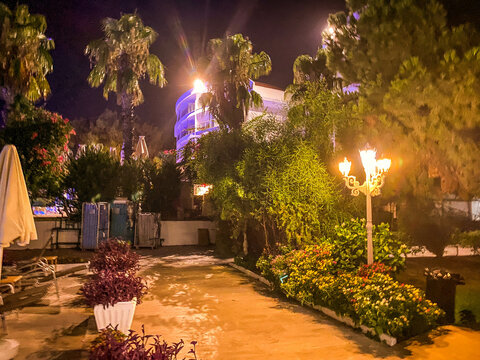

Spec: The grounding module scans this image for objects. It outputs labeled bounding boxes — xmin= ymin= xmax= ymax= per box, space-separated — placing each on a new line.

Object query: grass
xmin=397 ymin=255 xmax=480 ymax=325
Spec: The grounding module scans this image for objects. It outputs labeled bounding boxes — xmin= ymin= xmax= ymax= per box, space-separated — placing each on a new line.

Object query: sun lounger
xmin=0 ymin=283 xmax=52 ymax=333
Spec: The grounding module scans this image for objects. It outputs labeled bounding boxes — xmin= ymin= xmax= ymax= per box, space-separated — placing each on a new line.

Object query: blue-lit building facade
xmin=174 ymin=80 xmax=286 ymax=160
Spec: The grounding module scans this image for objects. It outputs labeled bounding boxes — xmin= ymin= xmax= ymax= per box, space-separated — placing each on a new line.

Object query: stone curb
xmin=227 ymin=262 xmax=398 ymax=347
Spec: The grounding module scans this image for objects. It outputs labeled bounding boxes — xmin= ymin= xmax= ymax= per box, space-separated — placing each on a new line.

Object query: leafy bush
xmin=323 ymin=218 xmax=409 ymax=273
xmin=258 ymin=246 xmax=444 ymax=340
xmin=90 ymin=326 xmax=197 ymax=360
xmin=141 ymin=157 xmax=181 ymax=218
xmin=89 ymin=239 xmax=140 ymax=274
xmin=62 ymin=147 xmax=120 ymax=217
xmin=238 ymin=139 xmax=344 ymax=248
xmin=81 ymin=271 xmax=147 ymax=308
xmin=453 ymin=230 xmax=480 ymax=254
xmin=0 ymin=100 xmax=74 ymax=198
xmin=398 ymin=199 xmax=462 ymax=257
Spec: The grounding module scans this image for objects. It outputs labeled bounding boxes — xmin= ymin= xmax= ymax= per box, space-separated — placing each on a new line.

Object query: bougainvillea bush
xmin=90 ymin=326 xmax=197 ymax=360
xmin=0 ymin=100 xmax=74 ymax=198
xmin=89 ymin=239 xmax=140 ymax=274
xmin=257 ymin=243 xmax=444 ymax=340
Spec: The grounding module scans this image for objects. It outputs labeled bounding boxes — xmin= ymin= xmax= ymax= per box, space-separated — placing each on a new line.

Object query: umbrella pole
xmin=0 ymin=246 xmax=3 ymax=282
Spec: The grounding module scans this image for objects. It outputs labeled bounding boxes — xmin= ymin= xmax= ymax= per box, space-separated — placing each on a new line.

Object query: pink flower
xmin=57 ymin=155 xmax=64 ymax=163
xmin=31 ymin=132 xmax=38 ymax=140
xmin=64 ymin=118 xmax=69 ymax=124
xmin=51 ymin=116 xmax=57 ymax=123
xmin=70 ymin=129 xmax=76 ymax=135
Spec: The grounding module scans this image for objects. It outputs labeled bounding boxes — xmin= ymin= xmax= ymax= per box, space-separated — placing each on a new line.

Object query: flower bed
xmin=257 ymin=245 xmax=444 ymax=340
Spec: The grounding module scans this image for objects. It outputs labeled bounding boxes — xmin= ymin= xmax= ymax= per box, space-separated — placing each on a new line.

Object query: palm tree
xmin=199 ymin=34 xmax=272 ymax=130
xmin=0 ymin=3 xmax=54 ymax=123
xmin=286 ymin=48 xmax=339 ymax=101
xmin=85 ymin=13 xmax=166 ymax=160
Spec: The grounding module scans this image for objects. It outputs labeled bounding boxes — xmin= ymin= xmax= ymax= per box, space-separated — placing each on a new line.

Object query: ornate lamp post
xmin=339 ymin=149 xmax=391 ymax=264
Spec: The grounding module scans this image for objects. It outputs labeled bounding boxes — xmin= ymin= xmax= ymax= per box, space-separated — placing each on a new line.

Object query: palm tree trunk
xmin=121 ymin=95 xmax=135 ymax=160
xmin=0 ymin=87 xmax=14 ymax=127
xmin=242 ymin=222 xmax=248 ymax=256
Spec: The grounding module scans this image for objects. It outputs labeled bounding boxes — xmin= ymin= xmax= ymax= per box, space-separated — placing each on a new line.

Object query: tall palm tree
xmin=0 ymin=3 xmax=54 ymax=123
xmin=85 ymin=13 xmax=166 ymax=160
xmin=199 ymin=34 xmax=272 ymax=130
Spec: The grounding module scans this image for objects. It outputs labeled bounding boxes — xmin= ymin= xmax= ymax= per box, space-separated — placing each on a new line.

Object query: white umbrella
xmin=0 ymin=145 xmax=37 ymax=280
xmin=133 ymin=136 xmax=149 ymax=160
xmin=0 ymin=145 xmax=36 ymax=358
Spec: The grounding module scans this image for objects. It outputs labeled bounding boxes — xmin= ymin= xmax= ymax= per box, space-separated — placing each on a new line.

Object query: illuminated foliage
xmin=323 ymin=0 xmax=480 ymax=199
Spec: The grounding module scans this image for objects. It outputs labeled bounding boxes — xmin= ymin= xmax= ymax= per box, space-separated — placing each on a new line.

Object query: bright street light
xmin=339 ymin=148 xmax=391 ymax=264
xmin=193 ymin=78 xmax=207 ymax=94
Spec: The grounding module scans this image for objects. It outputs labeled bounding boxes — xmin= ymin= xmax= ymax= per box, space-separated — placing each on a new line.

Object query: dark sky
xmin=4 ymin=0 xmax=480 ymax=148
xmin=4 ymin=0 xmax=346 ymax=148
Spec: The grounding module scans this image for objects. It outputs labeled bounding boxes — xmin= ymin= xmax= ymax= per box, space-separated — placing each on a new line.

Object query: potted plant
xmin=81 ymin=239 xmax=147 ymax=334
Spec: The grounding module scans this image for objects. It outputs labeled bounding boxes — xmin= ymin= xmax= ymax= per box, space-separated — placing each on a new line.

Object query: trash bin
xmin=425 ymin=268 xmax=465 ymax=323
xmin=198 ymin=228 xmax=210 ymax=246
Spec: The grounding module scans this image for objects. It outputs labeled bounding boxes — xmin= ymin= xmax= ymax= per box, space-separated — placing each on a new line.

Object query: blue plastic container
xmin=110 ymin=201 xmax=134 ymax=242
xmin=81 ymin=203 xmax=99 ymax=249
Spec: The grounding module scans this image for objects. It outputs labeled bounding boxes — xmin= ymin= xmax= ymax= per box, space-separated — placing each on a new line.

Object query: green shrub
xmin=61 ymin=147 xmax=121 ymax=217
xmin=141 ymin=157 xmax=181 ymax=218
xmin=323 ymin=218 xmax=409 ymax=273
xmin=453 ymin=230 xmax=480 ymax=254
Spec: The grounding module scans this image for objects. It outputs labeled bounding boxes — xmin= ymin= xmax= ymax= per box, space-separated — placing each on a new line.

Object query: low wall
xmin=7 ymin=218 xmax=216 ymax=249
xmin=8 ymin=217 xmax=78 ymax=250
xmin=161 ymin=221 xmax=216 ymax=246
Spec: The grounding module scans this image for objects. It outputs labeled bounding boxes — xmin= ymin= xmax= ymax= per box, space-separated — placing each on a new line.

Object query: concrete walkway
xmin=3 ymin=247 xmax=480 ymax=359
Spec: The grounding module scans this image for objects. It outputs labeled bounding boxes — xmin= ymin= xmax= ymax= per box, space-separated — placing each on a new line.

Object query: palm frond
xmin=146 ymin=54 xmax=166 ymax=87
xmin=249 ymin=90 xmax=263 ymax=108
xmin=103 ymin=73 xmax=117 ymax=99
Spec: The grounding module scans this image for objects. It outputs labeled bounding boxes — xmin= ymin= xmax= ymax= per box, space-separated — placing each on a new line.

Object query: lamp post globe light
xmin=339 ymin=148 xmax=391 ymax=265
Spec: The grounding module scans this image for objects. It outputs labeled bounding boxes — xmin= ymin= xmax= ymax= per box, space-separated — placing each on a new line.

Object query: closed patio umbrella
xmin=0 ymin=145 xmax=37 ymax=280
xmin=133 ymin=136 xmax=149 ymax=160
xmin=0 ymin=145 xmax=36 ymax=358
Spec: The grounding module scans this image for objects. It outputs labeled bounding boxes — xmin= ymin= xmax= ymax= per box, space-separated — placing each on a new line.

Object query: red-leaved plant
xmin=81 ymin=238 xmax=147 ymax=307
xmin=81 ymin=272 xmax=147 ymax=307
xmin=89 ymin=239 xmax=140 ymax=274
xmin=89 ymin=326 xmax=197 ymax=360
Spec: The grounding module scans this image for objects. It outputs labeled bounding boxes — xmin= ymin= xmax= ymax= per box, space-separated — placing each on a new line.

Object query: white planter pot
xmin=93 ymin=299 xmax=136 ymax=334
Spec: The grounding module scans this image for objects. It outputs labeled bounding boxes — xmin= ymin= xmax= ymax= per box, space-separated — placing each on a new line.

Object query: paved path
xmin=133 ymin=250 xmax=480 ymax=360
xmin=5 ymin=247 xmax=480 ymax=359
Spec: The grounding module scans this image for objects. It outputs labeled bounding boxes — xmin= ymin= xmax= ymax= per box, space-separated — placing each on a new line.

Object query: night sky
xmin=3 ymin=0 xmax=480 ymax=148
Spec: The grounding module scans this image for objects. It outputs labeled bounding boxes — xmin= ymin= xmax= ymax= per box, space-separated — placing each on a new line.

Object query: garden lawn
xmin=397 ymin=256 xmax=480 ymax=324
